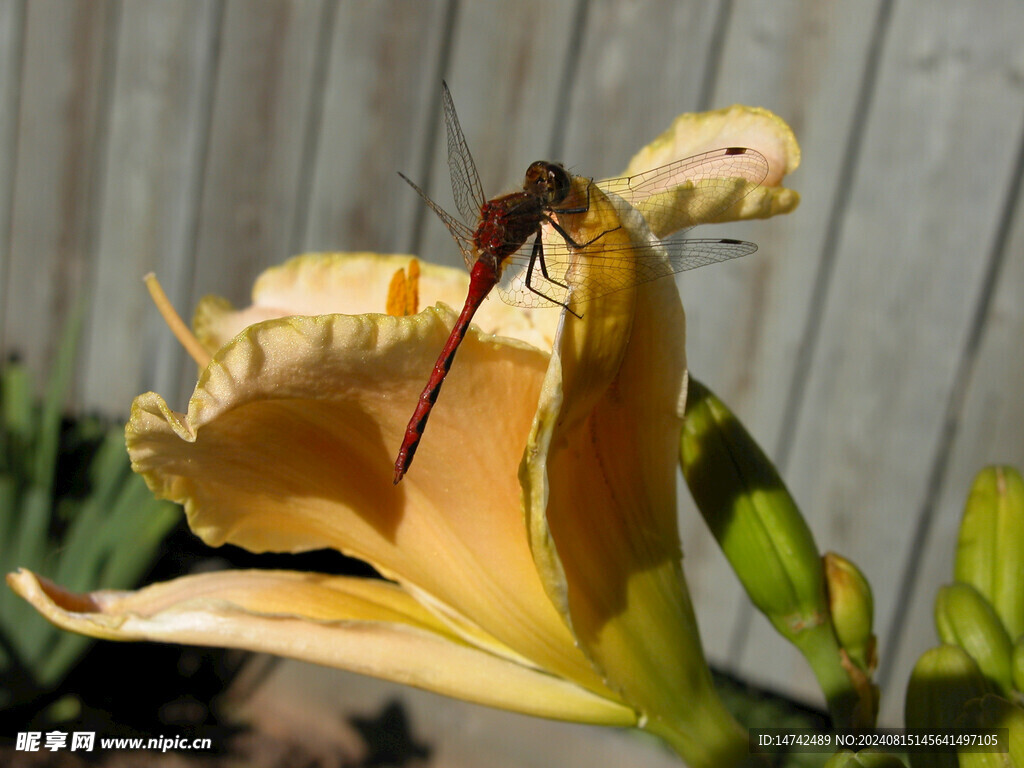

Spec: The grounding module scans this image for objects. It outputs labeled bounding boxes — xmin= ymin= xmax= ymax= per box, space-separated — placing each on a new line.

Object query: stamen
xmin=143 ymin=273 xmax=212 ymax=368
xmin=405 ymin=259 xmax=420 ymax=315
xmin=386 ymin=271 xmax=405 ymax=316
xmin=385 ymin=259 xmax=421 ymax=316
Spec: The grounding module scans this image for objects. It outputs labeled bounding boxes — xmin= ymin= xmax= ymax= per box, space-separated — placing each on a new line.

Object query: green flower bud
xmin=681 ymin=378 xmax=875 ymax=728
xmin=957 ymin=694 xmax=1024 ymax=768
xmin=824 ymin=749 xmax=908 ymax=768
xmin=935 ymin=583 xmax=1013 ymax=695
xmin=955 ymin=466 xmax=1024 ymax=639
xmin=906 ymin=645 xmax=990 ymax=768
xmin=825 ymin=552 xmax=876 ymax=674
xmin=681 ymin=378 xmax=824 ymax=637
xmin=1012 ymin=636 xmax=1024 ymax=695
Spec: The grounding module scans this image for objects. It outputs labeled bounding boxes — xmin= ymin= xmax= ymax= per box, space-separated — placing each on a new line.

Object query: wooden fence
xmin=2 ymin=0 xmax=1023 ymax=727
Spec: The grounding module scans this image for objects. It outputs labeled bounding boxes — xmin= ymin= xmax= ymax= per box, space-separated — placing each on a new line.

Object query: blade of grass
xmin=100 ymin=494 xmax=179 ymax=588
xmin=37 ymin=631 xmax=93 ymax=688
xmin=0 ymin=473 xmax=17 ymax=572
xmin=1 ymin=362 xmax=34 ymax=474
xmin=13 ymin=487 xmax=52 ymax=575
xmin=32 ymin=302 xmax=85 ymax=491
xmin=40 ymin=479 xmax=179 ymax=685
xmin=10 ymin=487 xmax=59 ymax=667
xmin=54 ymin=430 xmax=133 ymax=590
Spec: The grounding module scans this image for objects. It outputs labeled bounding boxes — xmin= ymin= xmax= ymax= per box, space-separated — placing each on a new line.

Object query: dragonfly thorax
xmin=471 ymin=162 xmax=573 ymax=269
xmin=473 ymin=193 xmax=546 ymax=265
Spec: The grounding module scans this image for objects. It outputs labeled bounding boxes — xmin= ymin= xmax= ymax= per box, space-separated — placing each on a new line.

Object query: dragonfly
xmin=393 ymin=82 xmax=768 ymax=484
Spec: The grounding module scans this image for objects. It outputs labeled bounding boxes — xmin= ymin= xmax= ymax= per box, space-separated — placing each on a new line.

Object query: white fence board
xmin=564 ymin=0 xmax=724 ymax=178
xmin=0 ymin=0 xmax=25 ymax=352
xmin=187 ymin=0 xmax=326 ymax=306
xmin=882 ymin=148 xmax=1024 ymax=723
xmin=675 ymin=0 xmax=885 ymax=677
xmin=740 ymin=0 xmax=1024 ymax=715
xmin=79 ymin=0 xmax=219 ymax=416
xmin=176 ymin=0 xmax=328 ymax=402
xmin=3 ymin=0 xmax=111 ymax=387
xmin=411 ymin=1 xmax=581 ymax=273
xmin=301 ymin=2 xmax=449 ymax=257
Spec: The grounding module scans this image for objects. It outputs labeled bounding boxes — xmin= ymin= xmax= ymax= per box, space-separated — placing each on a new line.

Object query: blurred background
xmin=1 ymin=0 xmax=1023 ymax=764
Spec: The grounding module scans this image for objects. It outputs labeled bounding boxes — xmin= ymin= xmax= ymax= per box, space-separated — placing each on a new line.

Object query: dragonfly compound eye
xmin=524 ymin=161 xmax=572 ymax=206
xmin=546 ymin=163 xmax=573 ymax=206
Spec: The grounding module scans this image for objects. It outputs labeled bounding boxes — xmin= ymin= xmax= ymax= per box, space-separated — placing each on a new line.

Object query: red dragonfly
xmin=393 ymin=83 xmax=768 ymax=484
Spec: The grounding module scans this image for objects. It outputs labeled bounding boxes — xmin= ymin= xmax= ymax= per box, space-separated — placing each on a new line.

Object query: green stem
xmin=789 ymin=620 xmax=871 ymax=729
xmin=645 ymin=696 xmax=765 ymax=767
xmin=633 ymin=568 xmax=767 ymax=767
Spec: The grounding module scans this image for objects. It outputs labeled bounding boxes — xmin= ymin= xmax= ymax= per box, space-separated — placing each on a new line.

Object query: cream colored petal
xmin=193 ymin=253 xmax=559 ymax=353
xmin=523 ymin=182 xmax=743 ymax=755
xmin=635 ymin=181 xmax=801 ymax=241
xmin=7 ymin=569 xmax=634 ymax=726
xmin=617 ymin=105 xmax=801 ymax=237
xmin=623 ymin=105 xmax=800 ymax=185
xmin=128 ymin=309 xmax=612 ymax=698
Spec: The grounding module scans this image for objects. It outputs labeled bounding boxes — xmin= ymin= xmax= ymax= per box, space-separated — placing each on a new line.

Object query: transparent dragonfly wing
xmin=399 ymin=171 xmax=477 ymax=269
xmin=497 ymin=236 xmax=758 ymax=309
xmin=495 ymin=147 xmax=768 ymax=309
xmin=598 ymin=146 xmax=769 ymax=238
xmin=442 ymin=82 xmax=486 ymax=226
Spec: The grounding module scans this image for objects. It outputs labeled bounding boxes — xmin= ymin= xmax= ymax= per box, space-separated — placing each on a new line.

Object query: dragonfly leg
xmin=545 ymin=214 xmax=620 ymax=251
xmin=525 ymin=236 xmax=582 ymax=318
xmin=552 ymin=177 xmax=594 ymax=215
xmin=549 ymin=179 xmax=622 ymax=247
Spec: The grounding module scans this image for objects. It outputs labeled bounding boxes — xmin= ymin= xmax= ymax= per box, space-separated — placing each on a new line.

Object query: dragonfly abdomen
xmin=393 ymin=259 xmax=500 ymax=484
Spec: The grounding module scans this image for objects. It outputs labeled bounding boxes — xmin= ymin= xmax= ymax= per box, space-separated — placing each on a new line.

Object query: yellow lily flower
xmin=9 ymin=105 xmax=799 ymax=765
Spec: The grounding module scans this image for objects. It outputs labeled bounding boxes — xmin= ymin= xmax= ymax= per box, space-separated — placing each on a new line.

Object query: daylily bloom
xmin=10 ymin=105 xmax=799 ymax=765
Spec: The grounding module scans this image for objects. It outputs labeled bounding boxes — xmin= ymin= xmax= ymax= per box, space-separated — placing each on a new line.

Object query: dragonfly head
xmin=524 ymin=161 xmax=572 ymax=208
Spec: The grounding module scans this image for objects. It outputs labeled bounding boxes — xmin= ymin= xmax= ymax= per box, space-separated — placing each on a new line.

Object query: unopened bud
xmin=935 ymin=583 xmax=1013 ymax=696
xmin=955 ymin=466 xmax=1024 ymax=639
xmin=681 ymin=378 xmax=824 ymax=638
xmin=906 ymin=645 xmax=990 ymax=768
xmin=825 ymin=552 xmax=876 ymax=674
xmin=957 ymin=694 xmax=1024 ymax=768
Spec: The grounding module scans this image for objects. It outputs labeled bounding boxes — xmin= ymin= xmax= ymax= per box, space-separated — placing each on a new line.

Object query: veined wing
xmin=399 ymin=171 xmax=477 ymax=269
xmin=599 ymin=146 xmax=768 ymax=238
xmin=441 ymin=81 xmax=486 ymax=226
xmin=497 ymin=236 xmax=757 ymax=309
